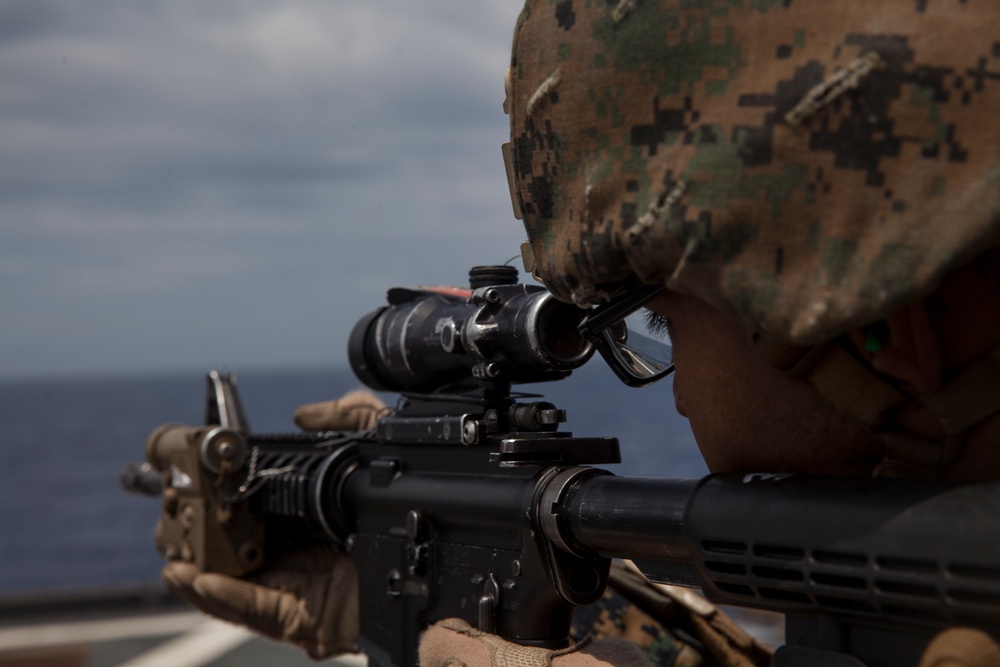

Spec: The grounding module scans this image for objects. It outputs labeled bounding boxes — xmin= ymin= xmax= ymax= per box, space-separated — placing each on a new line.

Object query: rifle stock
xmin=554 ymin=473 xmax=1000 ymax=666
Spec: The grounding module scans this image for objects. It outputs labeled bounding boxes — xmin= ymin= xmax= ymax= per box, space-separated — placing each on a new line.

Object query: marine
xmin=163 ymin=2 xmax=1000 ymax=665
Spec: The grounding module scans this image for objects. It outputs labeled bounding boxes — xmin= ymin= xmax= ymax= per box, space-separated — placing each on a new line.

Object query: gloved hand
xmin=419 ymin=561 xmax=773 ymax=667
xmin=162 ymin=546 xmax=359 ymax=659
xmin=419 ymin=618 xmax=654 ymax=667
xmin=294 ymin=389 xmax=386 ymax=432
xmin=919 ymin=628 xmax=1000 ymax=667
xmin=161 ymin=389 xmax=386 ymax=659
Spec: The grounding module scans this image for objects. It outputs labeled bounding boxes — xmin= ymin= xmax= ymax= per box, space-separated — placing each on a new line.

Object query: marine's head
xmin=504 ymin=1 xmax=1000 ymax=479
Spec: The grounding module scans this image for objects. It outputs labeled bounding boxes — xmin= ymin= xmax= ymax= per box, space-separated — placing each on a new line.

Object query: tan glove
xmin=162 ymin=545 xmax=359 ymax=659
xmin=294 ymin=389 xmax=386 ymax=432
xmin=419 ymin=618 xmax=654 ymax=667
xmin=160 ymin=390 xmax=385 ymax=659
xmin=919 ymin=628 xmax=1000 ymax=667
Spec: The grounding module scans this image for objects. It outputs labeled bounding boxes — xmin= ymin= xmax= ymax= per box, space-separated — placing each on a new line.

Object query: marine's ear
xmin=849 ymin=300 xmax=943 ymax=394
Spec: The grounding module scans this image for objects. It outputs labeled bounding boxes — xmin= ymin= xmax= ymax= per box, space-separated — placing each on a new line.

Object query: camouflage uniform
xmin=573 ymin=584 xmax=703 ymax=666
xmin=504 ymin=0 xmax=1000 ymax=346
xmin=572 ymin=563 xmax=771 ymax=667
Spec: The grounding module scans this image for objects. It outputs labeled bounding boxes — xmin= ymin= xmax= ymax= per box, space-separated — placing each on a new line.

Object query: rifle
xmin=122 ymin=266 xmax=1000 ymax=667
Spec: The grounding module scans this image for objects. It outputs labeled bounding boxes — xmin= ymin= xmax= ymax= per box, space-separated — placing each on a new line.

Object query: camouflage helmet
xmin=506 ymin=0 xmax=1000 ymax=345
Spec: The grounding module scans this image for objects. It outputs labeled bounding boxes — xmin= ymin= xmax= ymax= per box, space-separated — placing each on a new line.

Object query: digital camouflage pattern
xmin=572 ymin=564 xmax=773 ymax=667
xmin=572 ymin=585 xmax=703 ymax=666
xmin=507 ymin=0 xmax=1000 ymax=344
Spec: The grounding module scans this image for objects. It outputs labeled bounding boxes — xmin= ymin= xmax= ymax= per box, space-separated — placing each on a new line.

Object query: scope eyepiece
xmin=348 ymin=269 xmax=594 ymax=392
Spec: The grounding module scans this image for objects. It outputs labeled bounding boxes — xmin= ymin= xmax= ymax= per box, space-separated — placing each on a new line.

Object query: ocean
xmin=0 ymin=363 xmax=703 ymax=597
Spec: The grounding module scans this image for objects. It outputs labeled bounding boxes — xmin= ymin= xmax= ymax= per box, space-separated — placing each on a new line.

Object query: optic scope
xmin=348 ymin=266 xmax=594 ymax=392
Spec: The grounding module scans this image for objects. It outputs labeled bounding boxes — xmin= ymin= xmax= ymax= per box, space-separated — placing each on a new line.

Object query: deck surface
xmin=0 ymin=588 xmax=782 ymax=666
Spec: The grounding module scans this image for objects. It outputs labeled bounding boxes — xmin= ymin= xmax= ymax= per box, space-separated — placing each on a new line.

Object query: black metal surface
xmin=683 ymin=476 xmax=1000 ymax=627
xmin=559 ymin=475 xmax=700 ymax=587
xmin=580 ymin=474 xmax=1000 ymax=667
xmin=469 ymin=265 xmax=519 ymax=289
xmin=120 ymin=461 xmax=162 ymax=496
xmin=347 ymin=283 xmax=592 ymax=392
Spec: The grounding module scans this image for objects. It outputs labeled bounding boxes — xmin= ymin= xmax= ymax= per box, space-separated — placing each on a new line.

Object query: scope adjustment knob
xmin=469 ymin=265 xmax=519 ymax=289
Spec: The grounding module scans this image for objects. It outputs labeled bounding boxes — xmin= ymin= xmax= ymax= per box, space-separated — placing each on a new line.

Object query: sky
xmin=1 ymin=1 xmax=528 ymax=379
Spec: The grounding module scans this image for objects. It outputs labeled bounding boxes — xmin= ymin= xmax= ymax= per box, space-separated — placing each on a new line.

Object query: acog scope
xmin=348 ymin=266 xmax=594 ymax=392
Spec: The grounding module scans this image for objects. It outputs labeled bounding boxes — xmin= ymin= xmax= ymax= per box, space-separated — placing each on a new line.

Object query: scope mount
xmin=377 ymin=379 xmax=621 ymax=468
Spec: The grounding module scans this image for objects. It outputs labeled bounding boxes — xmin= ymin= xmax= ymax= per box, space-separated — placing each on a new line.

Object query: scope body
xmin=348 ymin=282 xmax=592 ymax=392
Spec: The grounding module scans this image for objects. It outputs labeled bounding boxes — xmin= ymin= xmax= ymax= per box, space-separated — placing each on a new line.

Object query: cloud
xmin=0 ymin=1 xmax=527 ymax=378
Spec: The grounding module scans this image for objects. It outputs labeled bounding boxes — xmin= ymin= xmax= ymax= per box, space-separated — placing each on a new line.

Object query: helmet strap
xmin=753 ymin=337 xmax=1000 ymax=479
xmin=753 ymin=336 xmax=908 ymax=428
xmin=876 ymin=347 xmax=1000 ymax=478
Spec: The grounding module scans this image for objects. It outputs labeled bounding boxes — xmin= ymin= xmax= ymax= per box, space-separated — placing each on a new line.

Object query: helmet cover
xmin=508 ymin=0 xmax=1000 ymax=344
